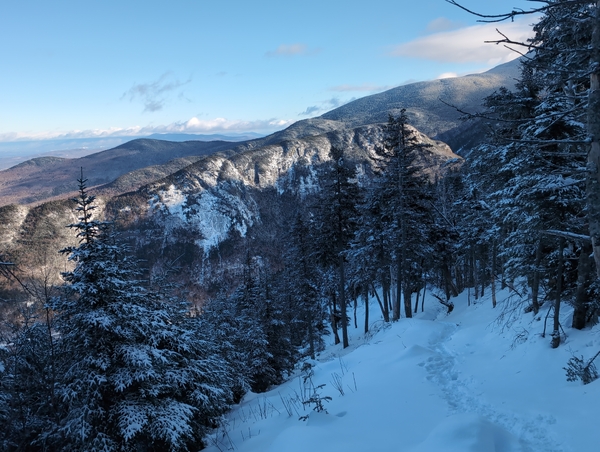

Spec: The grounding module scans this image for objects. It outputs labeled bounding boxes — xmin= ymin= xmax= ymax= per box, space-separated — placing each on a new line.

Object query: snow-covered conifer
xmin=370 ymin=112 xmax=434 ymax=319
xmin=52 ymin=174 xmax=233 ymax=451
xmin=311 ymin=146 xmax=361 ymax=347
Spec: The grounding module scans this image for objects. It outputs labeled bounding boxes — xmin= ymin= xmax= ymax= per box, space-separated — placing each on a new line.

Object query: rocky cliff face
xmin=0 ymin=122 xmax=460 ymax=302
xmin=1 ymin=61 xmax=521 ymax=299
xmin=132 ymin=124 xmax=456 ymax=249
xmin=118 ymin=123 xmax=460 ymax=298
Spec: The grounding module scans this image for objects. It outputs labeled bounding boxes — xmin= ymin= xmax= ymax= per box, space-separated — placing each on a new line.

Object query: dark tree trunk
xmin=573 ymin=242 xmax=593 ymax=329
xmin=491 ymin=241 xmax=497 ymax=308
xmin=353 ymin=294 xmax=358 ymax=329
xmin=363 ymin=288 xmax=369 ymax=334
xmin=473 ymin=250 xmax=479 ymax=300
xmin=551 ymin=238 xmax=565 ymax=348
xmin=372 ymin=283 xmax=389 ymax=322
xmin=531 ymin=238 xmax=543 ymax=316
xmin=308 ymin=310 xmax=315 ymax=359
xmin=442 ymin=260 xmax=458 ymax=300
xmin=414 ymin=287 xmax=421 ymax=314
xmin=403 ymin=284 xmax=412 ymax=318
xmin=338 ymin=255 xmax=349 ymax=348
xmin=393 ymin=261 xmax=401 ymax=321
xmin=331 ymin=292 xmax=340 ymax=345
xmin=588 ymin=1 xmax=600 ymax=280
xmin=383 ymin=278 xmax=391 ymax=322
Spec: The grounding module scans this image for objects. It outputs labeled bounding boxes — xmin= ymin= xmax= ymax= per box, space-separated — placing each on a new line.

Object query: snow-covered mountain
xmin=0 ymin=124 xmax=459 ymax=305
xmin=0 ymin=60 xmax=516 ymax=303
xmin=205 ymin=288 xmax=600 ymax=452
xmin=0 ymin=60 xmax=518 ymax=208
xmin=322 ymin=59 xmax=519 ymax=135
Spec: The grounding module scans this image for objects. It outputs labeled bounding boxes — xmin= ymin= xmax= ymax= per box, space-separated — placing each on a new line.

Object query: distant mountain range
xmin=0 ymin=59 xmax=520 ymax=209
xmin=0 ymin=133 xmax=265 ymax=171
xmin=0 ymin=58 xmax=522 ymax=301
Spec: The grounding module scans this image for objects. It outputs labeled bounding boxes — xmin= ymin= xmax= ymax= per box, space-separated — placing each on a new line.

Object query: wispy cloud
xmin=437 ymin=72 xmax=458 ymax=79
xmin=426 ymin=17 xmax=465 ymax=33
xmin=389 ymin=18 xmax=534 ymax=66
xmin=123 ymin=72 xmax=191 ymax=112
xmin=299 ymin=97 xmax=354 ymax=116
xmin=330 ymin=83 xmax=393 ymax=93
xmin=0 ymin=118 xmax=294 ymax=143
xmin=265 ymin=43 xmax=319 ymax=57
xmin=300 ymin=106 xmax=321 ymax=116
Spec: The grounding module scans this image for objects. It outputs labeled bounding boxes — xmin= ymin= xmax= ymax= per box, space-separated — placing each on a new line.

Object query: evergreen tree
xmin=312 ymin=146 xmax=361 ymax=348
xmin=0 ymin=312 xmax=57 ymax=451
xmin=372 ymin=111 xmax=434 ymax=319
xmin=348 ymin=171 xmax=393 ymax=323
xmin=448 ymin=0 xmax=600 ymax=333
xmin=428 ymin=165 xmax=464 ymax=302
xmin=203 ymin=253 xmax=296 ymax=395
xmin=52 ymin=174 xmax=233 ymax=451
xmin=228 ymin=255 xmax=277 ymax=393
xmin=283 ymin=214 xmax=328 ymax=358
xmin=463 ymin=31 xmax=593 ymax=328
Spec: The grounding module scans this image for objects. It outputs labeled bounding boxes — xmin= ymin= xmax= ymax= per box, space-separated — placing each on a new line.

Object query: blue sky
xmin=0 ymin=0 xmax=535 ymax=144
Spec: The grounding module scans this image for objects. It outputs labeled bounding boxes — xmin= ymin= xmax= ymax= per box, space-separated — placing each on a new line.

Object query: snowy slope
xmin=204 ymin=289 xmax=600 ymax=452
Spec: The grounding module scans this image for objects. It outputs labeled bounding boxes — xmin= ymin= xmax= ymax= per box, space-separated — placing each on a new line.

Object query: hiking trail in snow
xmin=205 ymin=290 xmax=599 ymax=452
xmin=421 ymin=320 xmax=568 ymax=452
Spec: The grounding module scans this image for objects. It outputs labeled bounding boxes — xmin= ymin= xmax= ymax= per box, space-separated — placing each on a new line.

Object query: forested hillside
xmin=1 ymin=2 xmax=600 ymax=450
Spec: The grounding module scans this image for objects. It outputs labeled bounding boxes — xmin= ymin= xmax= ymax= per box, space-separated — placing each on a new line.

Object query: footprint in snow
xmin=420 ymin=322 xmax=568 ymax=452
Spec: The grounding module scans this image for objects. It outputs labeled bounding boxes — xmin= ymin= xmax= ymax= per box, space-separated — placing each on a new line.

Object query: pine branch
xmin=545 ymin=230 xmax=591 ymax=242
xmin=485 ymin=29 xmax=540 ymax=51
xmin=445 ymin=1 xmax=589 ymax=23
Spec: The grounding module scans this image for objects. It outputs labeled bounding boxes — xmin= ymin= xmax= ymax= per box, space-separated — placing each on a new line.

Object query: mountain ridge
xmin=0 ymin=59 xmax=519 ymax=208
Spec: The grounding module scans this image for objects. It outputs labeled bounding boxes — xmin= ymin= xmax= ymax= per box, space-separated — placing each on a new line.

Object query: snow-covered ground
xmin=205 ymin=288 xmax=600 ymax=452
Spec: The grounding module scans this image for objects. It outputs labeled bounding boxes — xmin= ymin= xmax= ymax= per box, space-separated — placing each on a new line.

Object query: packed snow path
xmin=421 ymin=322 xmax=566 ymax=452
xmin=205 ymin=290 xmax=600 ymax=452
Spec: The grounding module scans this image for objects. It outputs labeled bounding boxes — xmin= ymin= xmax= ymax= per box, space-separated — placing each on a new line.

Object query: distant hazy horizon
xmin=0 ymin=132 xmax=265 ymax=170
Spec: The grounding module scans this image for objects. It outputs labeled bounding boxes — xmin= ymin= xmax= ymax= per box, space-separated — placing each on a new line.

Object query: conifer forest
xmin=1 ymin=2 xmax=600 ymax=450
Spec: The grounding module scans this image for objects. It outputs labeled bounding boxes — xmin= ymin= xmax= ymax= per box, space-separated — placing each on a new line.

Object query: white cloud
xmin=389 ymin=18 xmax=534 ymax=66
xmin=0 ymin=117 xmax=294 ymax=142
xmin=178 ymin=117 xmax=292 ymax=133
xmin=437 ymin=72 xmax=458 ymax=79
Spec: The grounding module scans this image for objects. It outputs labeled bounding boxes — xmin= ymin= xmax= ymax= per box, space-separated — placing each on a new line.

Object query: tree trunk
xmin=442 ymin=260 xmax=458 ymax=300
xmin=353 ymin=294 xmax=358 ymax=329
xmin=472 ymin=249 xmax=479 ymax=300
xmin=330 ymin=292 xmax=340 ymax=345
xmin=372 ymin=282 xmax=389 ymax=322
xmin=588 ymin=1 xmax=600 ymax=280
xmin=338 ymin=255 xmax=349 ymax=348
xmin=403 ymin=284 xmax=412 ymax=318
xmin=308 ymin=309 xmax=315 ymax=359
xmin=551 ymin=238 xmax=565 ymax=348
xmin=414 ymin=287 xmax=421 ymax=314
xmin=381 ymin=280 xmax=390 ymax=322
xmin=393 ymin=262 xmax=401 ymax=321
xmin=454 ymin=261 xmax=464 ymax=294
xmin=491 ymin=241 xmax=497 ymax=308
xmin=573 ymin=242 xmax=593 ymax=329
xmin=531 ymin=238 xmax=543 ymax=315
xmin=363 ymin=288 xmax=369 ymax=334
